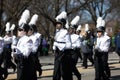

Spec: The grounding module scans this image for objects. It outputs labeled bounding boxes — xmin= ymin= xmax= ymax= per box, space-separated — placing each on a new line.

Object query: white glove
xmin=11 ymin=45 xmax=17 ymax=49
xmin=11 ymin=52 xmax=17 ymax=58
xmin=53 ymin=46 xmax=56 ymax=50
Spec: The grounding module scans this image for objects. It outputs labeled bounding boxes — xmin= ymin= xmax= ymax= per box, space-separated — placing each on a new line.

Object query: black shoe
xmin=91 ymin=63 xmax=94 ymax=66
xmin=3 ymin=68 xmax=8 ymax=79
xmin=107 ymin=73 xmax=111 ymax=78
xmin=13 ymin=66 xmax=16 ymax=72
xmin=39 ymin=69 xmax=42 ymax=76
xmin=119 ymin=61 xmax=120 ymax=63
xmin=83 ymin=67 xmax=87 ymax=69
xmin=39 ymin=71 xmax=42 ymax=76
xmin=78 ymin=74 xmax=81 ymax=80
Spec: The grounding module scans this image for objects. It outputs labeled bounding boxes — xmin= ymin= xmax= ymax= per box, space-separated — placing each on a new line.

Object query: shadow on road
xmin=110 ymin=67 xmax=120 ymax=71
xmin=110 ymin=75 xmax=120 ymax=80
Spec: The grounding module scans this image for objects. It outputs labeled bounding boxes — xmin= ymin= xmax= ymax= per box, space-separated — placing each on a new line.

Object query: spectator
xmin=42 ymin=38 xmax=48 ymax=56
xmin=114 ymin=28 xmax=120 ymax=63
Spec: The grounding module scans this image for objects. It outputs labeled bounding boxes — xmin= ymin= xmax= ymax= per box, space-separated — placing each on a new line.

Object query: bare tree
xmin=107 ymin=0 xmax=120 ymax=20
xmin=83 ymin=0 xmax=120 ymax=25
xmin=29 ymin=0 xmax=91 ymax=38
xmin=2 ymin=0 xmax=120 ymax=37
xmin=0 ymin=0 xmax=32 ymax=35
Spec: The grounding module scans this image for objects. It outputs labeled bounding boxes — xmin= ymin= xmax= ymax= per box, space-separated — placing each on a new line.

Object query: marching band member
xmin=94 ymin=17 xmax=111 ymax=80
xmin=28 ymin=14 xmax=42 ymax=77
xmin=53 ymin=11 xmax=73 ymax=80
xmin=0 ymin=36 xmax=8 ymax=80
xmin=3 ymin=22 xmax=16 ymax=73
xmin=76 ymin=25 xmax=83 ymax=61
xmin=69 ymin=16 xmax=81 ymax=80
xmin=12 ymin=9 xmax=36 ymax=80
xmin=0 ymin=37 xmax=4 ymax=65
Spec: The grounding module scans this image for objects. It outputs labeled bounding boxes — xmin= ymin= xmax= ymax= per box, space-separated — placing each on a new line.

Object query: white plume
xmin=76 ymin=25 xmax=81 ymax=31
xmin=55 ymin=11 xmax=67 ymax=21
xmin=96 ymin=17 xmax=105 ymax=28
xmin=96 ymin=23 xmax=100 ymax=28
xmin=18 ymin=9 xmax=30 ymax=26
xmin=65 ymin=19 xmax=69 ymax=29
xmin=101 ymin=20 xmax=105 ymax=27
xmin=5 ymin=22 xmax=10 ymax=32
xmin=97 ymin=17 xmax=102 ymax=24
xmin=70 ymin=16 xmax=80 ymax=26
xmin=29 ymin=14 xmax=39 ymax=25
xmin=10 ymin=24 xmax=15 ymax=30
xmin=85 ymin=24 xmax=89 ymax=32
xmin=21 ymin=9 xmax=30 ymax=21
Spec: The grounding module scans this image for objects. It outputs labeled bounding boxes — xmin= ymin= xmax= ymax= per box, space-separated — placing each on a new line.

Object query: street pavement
xmin=6 ymin=52 xmax=120 ymax=80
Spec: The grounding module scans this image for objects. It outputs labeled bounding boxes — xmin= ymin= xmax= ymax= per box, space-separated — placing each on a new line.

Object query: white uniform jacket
xmin=53 ymin=28 xmax=70 ymax=51
xmin=12 ymin=35 xmax=18 ymax=46
xmin=14 ymin=35 xmax=33 ymax=57
xmin=29 ymin=34 xmax=40 ymax=53
xmin=70 ymin=34 xmax=81 ymax=49
xmin=95 ymin=35 xmax=110 ymax=52
xmin=34 ymin=32 xmax=41 ymax=46
xmin=3 ymin=35 xmax=12 ymax=45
